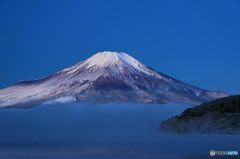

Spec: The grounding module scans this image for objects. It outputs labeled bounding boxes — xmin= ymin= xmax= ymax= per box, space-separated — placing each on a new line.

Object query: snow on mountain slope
xmin=0 ymin=51 xmax=229 ymax=108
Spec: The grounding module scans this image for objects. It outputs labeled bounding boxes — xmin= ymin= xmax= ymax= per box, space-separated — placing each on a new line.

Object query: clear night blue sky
xmin=0 ymin=0 xmax=239 ymax=94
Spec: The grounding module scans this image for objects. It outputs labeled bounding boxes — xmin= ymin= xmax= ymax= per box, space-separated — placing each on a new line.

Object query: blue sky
xmin=0 ymin=0 xmax=239 ymax=94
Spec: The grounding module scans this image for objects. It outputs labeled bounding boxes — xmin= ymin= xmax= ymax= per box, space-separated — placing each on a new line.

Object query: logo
xmin=210 ymin=150 xmax=216 ymax=156
xmin=210 ymin=150 xmax=238 ymax=156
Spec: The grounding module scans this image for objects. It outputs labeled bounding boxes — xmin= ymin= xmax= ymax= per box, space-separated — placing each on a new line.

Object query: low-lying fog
xmin=0 ymin=103 xmax=239 ymax=159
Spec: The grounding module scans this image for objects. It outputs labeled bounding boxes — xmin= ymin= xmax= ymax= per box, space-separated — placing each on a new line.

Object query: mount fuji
xmin=0 ymin=51 xmax=228 ymax=107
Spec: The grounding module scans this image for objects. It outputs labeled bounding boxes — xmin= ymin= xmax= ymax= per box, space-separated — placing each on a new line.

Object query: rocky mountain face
xmin=160 ymin=95 xmax=240 ymax=134
xmin=0 ymin=51 xmax=228 ymax=107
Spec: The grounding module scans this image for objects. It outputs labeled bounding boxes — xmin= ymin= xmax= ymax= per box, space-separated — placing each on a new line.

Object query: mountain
xmin=0 ymin=51 xmax=228 ymax=107
xmin=160 ymin=95 xmax=240 ymax=134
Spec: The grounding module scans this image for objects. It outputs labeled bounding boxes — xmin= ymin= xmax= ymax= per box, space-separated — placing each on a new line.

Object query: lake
xmin=0 ymin=103 xmax=239 ymax=159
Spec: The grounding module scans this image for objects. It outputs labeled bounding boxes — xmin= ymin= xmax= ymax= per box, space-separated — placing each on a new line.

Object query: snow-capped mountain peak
xmin=82 ymin=51 xmax=151 ymax=75
xmin=0 ymin=51 xmax=229 ymax=108
xmin=84 ymin=51 xmax=124 ymax=67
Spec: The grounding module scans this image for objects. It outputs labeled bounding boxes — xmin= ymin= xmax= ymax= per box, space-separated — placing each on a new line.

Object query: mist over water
xmin=0 ymin=103 xmax=239 ymax=159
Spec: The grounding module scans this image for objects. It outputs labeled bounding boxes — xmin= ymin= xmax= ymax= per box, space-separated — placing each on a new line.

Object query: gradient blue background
xmin=0 ymin=0 xmax=239 ymax=94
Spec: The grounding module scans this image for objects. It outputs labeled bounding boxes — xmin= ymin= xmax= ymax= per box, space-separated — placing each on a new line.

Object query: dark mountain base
xmin=160 ymin=95 xmax=240 ymax=134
